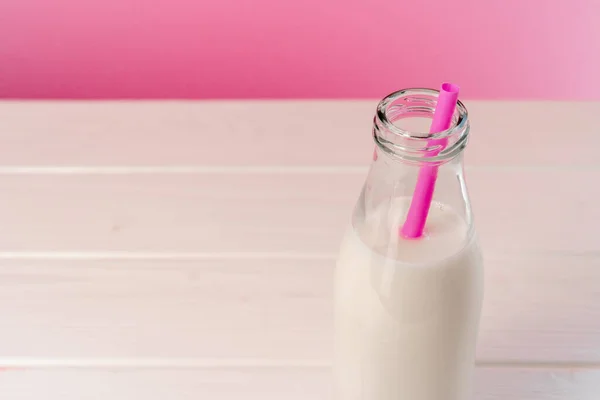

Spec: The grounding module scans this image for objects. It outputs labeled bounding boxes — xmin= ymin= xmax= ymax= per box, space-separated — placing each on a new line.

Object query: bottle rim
xmin=373 ymin=88 xmax=470 ymax=164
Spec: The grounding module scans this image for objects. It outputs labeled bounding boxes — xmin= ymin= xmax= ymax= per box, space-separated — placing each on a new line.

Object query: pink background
xmin=1 ymin=0 xmax=599 ymax=99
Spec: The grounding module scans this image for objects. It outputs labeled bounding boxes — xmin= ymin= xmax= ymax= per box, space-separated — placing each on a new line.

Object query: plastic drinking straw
xmin=400 ymin=82 xmax=460 ymax=238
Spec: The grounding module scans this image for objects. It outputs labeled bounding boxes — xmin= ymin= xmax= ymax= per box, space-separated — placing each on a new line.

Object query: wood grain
xmin=0 ymin=254 xmax=598 ymax=363
xmin=0 ymin=367 xmax=599 ymax=400
xmin=0 ymin=101 xmax=598 ymax=167
xmin=0 ymin=169 xmax=597 ymax=254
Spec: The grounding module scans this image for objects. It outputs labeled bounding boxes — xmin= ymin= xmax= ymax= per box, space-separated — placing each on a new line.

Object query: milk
xmin=334 ymin=197 xmax=483 ymax=400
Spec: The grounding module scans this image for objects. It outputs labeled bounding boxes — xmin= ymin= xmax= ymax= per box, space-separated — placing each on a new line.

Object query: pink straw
xmin=400 ymin=83 xmax=460 ymax=238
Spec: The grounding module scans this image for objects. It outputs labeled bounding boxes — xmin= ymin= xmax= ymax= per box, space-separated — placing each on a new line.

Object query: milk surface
xmin=334 ymin=198 xmax=483 ymax=400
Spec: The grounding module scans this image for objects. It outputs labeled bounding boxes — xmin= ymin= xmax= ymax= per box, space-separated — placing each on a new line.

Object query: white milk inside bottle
xmin=334 ymin=88 xmax=484 ymax=400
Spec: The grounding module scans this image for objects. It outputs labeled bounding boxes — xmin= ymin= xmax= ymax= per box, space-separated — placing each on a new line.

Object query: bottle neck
xmin=358 ymin=148 xmax=473 ymax=241
xmin=354 ymin=88 xmax=473 ymax=238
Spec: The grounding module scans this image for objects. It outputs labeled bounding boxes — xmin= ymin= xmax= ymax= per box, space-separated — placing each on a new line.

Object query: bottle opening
xmin=373 ymin=88 xmax=469 ymax=164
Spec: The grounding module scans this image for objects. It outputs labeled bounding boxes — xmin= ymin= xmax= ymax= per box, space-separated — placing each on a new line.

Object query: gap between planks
xmin=0 ymin=252 xmax=335 ymax=260
xmin=2 ymin=358 xmax=600 ymax=370
xmin=1 ymin=250 xmax=598 ymax=260
xmin=0 ymin=165 xmax=598 ymax=175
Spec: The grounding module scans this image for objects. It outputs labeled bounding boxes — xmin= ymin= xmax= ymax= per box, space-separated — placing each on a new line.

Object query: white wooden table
xmin=0 ymin=100 xmax=599 ymax=399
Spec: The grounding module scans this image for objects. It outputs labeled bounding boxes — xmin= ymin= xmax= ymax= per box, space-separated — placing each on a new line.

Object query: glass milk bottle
xmin=334 ymin=88 xmax=484 ymax=400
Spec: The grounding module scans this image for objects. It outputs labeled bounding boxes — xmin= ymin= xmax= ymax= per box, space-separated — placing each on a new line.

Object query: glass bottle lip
xmin=374 ymin=88 xmax=470 ymax=164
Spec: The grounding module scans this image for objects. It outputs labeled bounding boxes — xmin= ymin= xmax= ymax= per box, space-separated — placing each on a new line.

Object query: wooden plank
xmin=0 ymin=367 xmax=599 ymax=400
xmin=0 ymin=169 xmax=597 ymax=254
xmin=0 ymin=101 xmax=598 ymax=167
xmin=481 ymin=253 xmax=600 ymax=363
xmin=0 ymin=254 xmax=598 ymax=363
xmin=0 ymin=101 xmax=373 ymax=167
xmin=0 ymin=259 xmax=332 ymax=362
